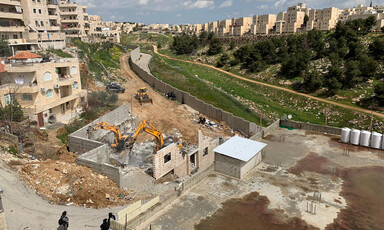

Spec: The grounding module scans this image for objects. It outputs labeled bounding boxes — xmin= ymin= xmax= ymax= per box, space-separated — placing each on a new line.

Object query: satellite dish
xmin=288 ymin=114 xmax=292 ymax=120
xmin=282 ymin=114 xmax=287 ymax=120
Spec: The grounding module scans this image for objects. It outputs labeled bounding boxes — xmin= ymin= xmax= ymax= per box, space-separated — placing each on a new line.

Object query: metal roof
xmin=213 ymin=136 xmax=267 ymax=162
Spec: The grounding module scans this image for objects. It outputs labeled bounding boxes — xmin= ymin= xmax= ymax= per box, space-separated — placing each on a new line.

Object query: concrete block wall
xmin=215 ymin=153 xmax=241 ymax=178
xmin=197 ymin=130 xmax=219 ymax=171
xmin=240 ymin=152 xmax=261 ymax=179
xmin=280 ymin=120 xmax=342 ymax=135
xmin=182 ymin=165 xmax=214 ymax=191
xmin=129 ymin=46 xmax=262 ymax=136
xmin=0 ymin=131 xmax=18 ymax=146
xmin=152 ymin=143 xmax=183 ymax=180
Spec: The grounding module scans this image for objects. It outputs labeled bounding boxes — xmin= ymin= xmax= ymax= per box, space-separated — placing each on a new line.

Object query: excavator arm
xmin=93 ymin=121 xmax=123 ymax=148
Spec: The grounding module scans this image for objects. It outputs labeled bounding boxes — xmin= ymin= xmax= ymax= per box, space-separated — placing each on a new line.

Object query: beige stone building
xmin=58 ymin=0 xmax=89 ymax=41
xmin=0 ymin=51 xmax=86 ymax=126
xmin=216 ymin=19 xmax=231 ymax=37
xmin=229 ymin=17 xmax=252 ymax=36
xmin=0 ymin=0 xmax=29 ymax=49
xmin=285 ymin=3 xmax=308 ymax=33
xmin=306 ymin=7 xmax=340 ymax=31
xmin=251 ymin=14 xmax=276 ymax=35
xmin=20 ymin=0 xmax=65 ymax=49
xmin=208 ymin=21 xmax=217 ymax=33
xmin=340 ymin=5 xmax=384 ymax=30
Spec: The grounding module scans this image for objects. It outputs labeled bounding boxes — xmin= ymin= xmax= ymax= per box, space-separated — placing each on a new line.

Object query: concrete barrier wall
xmin=0 ymin=131 xmax=18 ymax=145
xmin=129 ymin=47 xmax=261 ymax=136
xmin=128 ymin=45 xmax=140 ymax=61
xmin=280 ymin=120 xmax=342 ymax=135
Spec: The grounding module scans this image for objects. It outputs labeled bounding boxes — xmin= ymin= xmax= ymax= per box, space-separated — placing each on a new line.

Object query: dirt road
xmin=0 ymin=161 xmax=121 ymax=230
xmin=153 ymin=46 xmax=384 ymax=119
xmin=118 ymin=53 xmax=231 ymax=144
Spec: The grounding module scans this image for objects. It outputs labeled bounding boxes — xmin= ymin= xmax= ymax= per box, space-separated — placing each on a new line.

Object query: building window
xmin=4 ymin=94 xmax=12 ymax=105
xmin=35 ymin=21 xmax=39 ymax=26
xmin=164 ymin=153 xmax=171 ymax=163
xmin=33 ymin=9 xmax=36 ymax=13
xmin=46 ymin=89 xmax=53 ymax=98
xmin=70 ymin=66 xmax=77 ymax=75
xmin=23 ymin=94 xmax=33 ymax=101
xmin=43 ymin=72 xmax=52 ymax=81
xmin=203 ymin=147 xmax=208 ymax=157
xmin=38 ymin=9 xmax=41 ymax=14
xmin=13 ymin=35 xmax=17 ymax=39
xmin=41 ymin=21 xmax=43 ymax=26
xmin=73 ymin=81 xmax=78 ymax=89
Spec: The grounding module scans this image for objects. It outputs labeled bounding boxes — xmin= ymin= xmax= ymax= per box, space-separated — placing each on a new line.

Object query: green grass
xmin=47 ymin=48 xmax=73 ymax=58
xmin=150 ymin=54 xmax=384 ymax=132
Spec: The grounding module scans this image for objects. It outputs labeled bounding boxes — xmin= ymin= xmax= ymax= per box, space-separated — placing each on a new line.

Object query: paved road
xmin=153 ymin=46 xmax=384 ymax=119
xmin=0 ymin=162 xmax=122 ymax=230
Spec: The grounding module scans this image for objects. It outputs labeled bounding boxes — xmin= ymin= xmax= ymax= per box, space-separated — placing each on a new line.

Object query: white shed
xmin=213 ymin=136 xmax=267 ymax=179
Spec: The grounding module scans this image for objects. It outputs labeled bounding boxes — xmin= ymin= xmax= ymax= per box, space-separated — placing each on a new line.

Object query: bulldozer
xmin=135 ymin=87 xmax=153 ymax=105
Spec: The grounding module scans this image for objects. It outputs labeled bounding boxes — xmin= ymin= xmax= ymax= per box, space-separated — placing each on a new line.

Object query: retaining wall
xmin=0 ymin=131 xmax=18 ymax=145
xmin=280 ymin=120 xmax=342 ymax=135
xmin=129 ymin=46 xmax=261 ymax=136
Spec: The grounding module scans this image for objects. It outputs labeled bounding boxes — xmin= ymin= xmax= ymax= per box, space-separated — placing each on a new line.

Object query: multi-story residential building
xmin=20 ymin=0 xmax=65 ymax=49
xmin=58 ymin=0 xmax=89 ymax=41
xmin=208 ymin=21 xmax=217 ymax=33
xmin=306 ymin=7 xmax=340 ymax=31
xmin=229 ymin=17 xmax=252 ymax=36
xmin=251 ymin=14 xmax=276 ymax=34
xmin=216 ymin=19 xmax=231 ymax=37
xmin=0 ymin=51 xmax=87 ymax=126
xmin=284 ymin=3 xmax=308 ymax=33
xmin=0 ymin=0 xmax=29 ymax=49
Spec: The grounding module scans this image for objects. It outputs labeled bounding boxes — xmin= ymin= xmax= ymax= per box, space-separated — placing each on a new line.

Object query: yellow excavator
xmin=93 ymin=120 xmax=163 ymax=150
xmin=135 ymin=87 xmax=153 ymax=105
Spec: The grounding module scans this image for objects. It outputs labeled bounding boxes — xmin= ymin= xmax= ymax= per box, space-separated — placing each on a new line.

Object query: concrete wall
xmin=0 ymin=131 xmax=18 ymax=146
xmin=196 ymin=130 xmax=219 ymax=172
xmin=129 ymin=46 xmax=262 ymax=136
xmin=214 ymin=153 xmax=241 ymax=178
xmin=280 ymin=119 xmax=342 ymax=135
xmin=152 ymin=143 xmax=184 ymax=179
xmin=128 ymin=45 xmax=140 ymax=62
xmin=240 ymin=152 xmax=262 ymax=179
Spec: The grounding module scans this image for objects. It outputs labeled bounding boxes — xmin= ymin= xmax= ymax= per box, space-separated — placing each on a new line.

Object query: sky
xmin=76 ymin=0 xmax=384 ymax=25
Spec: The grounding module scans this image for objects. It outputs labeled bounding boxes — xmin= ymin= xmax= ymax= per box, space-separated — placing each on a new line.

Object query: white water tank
xmin=360 ymin=130 xmax=371 ymax=147
xmin=382 ymin=136 xmax=384 ymax=149
xmin=371 ymin=132 xmax=382 ymax=149
xmin=350 ymin=129 xmax=361 ymax=145
xmin=340 ymin=128 xmax=351 ymax=143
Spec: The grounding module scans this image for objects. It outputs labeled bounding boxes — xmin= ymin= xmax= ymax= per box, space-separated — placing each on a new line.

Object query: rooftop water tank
xmin=371 ymin=132 xmax=382 ymax=149
xmin=340 ymin=128 xmax=351 ymax=143
xmin=360 ymin=130 xmax=371 ymax=147
xmin=382 ymin=135 xmax=384 ymax=149
xmin=350 ymin=129 xmax=361 ymax=145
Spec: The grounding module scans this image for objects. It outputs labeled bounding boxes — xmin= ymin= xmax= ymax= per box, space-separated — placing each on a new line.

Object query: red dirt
xmin=194 ymin=192 xmax=319 ymax=230
xmin=288 ymin=152 xmax=342 ymax=176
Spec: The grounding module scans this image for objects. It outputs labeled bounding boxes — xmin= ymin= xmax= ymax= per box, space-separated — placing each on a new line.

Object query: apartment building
xmin=306 ymin=7 xmax=340 ymax=31
xmin=229 ymin=17 xmax=252 ymax=36
xmin=58 ymin=0 xmax=89 ymax=41
xmin=251 ymin=14 xmax=276 ymax=35
xmin=284 ymin=3 xmax=309 ymax=33
xmin=0 ymin=0 xmax=29 ymax=48
xmin=20 ymin=0 xmax=65 ymax=49
xmin=216 ymin=19 xmax=231 ymax=37
xmin=208 ymin=21 xmax=217 ymax=33
xmin=0 ymin=51 xmax=87 ymax=126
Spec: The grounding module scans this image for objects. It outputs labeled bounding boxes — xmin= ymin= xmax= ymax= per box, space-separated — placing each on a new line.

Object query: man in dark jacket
xmin=107 ymin=212 xmax=116 ymax=228
xmin=100 ymin=219 xmax=109 ymax=230
xmin=58 ymin=211 xmax=69 ymax=230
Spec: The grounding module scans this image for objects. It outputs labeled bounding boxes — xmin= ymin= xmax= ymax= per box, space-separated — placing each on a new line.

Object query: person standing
xmin=107 ymin=212 xmax=116 ymax=229
xmin=58 ymin=211 xmax=69 ymax=230
xmin=100 ymin=219 xmax=109 ymax=230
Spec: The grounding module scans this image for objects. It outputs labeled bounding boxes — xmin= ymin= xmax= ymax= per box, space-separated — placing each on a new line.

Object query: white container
xmin=350 ymin=129 xmax=361 ymax=145
xmin=371 ymin=132 xmax=382 ymax=149
xmin=341 ymin=128 xmax=351 ymax=143
xmin=360 ymin=130 xmax=371 ymax=147
xmin=382 ymin=135 xmax=384 ymax=149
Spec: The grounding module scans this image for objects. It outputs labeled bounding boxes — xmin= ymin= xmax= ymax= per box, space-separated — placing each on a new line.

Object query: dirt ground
xmin=117 ymin=54 xmax=233 ymax=144
xmin=140 ymin=128 xmax=384 ymax=230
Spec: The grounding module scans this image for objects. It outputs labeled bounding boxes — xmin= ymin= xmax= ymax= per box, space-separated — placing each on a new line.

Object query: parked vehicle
xmin=106 ymin=82 xmax=125 ymax=93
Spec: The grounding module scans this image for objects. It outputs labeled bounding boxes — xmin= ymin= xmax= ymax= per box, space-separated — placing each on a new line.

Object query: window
xmin=35 ymin=21 xmax=39 ymax=26
xmin=43 ymin=72 xmax=52 ymax=81
xmin=41 ymin=21 xmax=43 ymax=26
xmin=38 ymin=9 xmax=41 ymax=14
xmin=203 ymin=147 xmax=208 ymax=157
xmin=46 ymin=89 xmax=53 ymax=98
xmin=4 ymin=94 xmax=12 ymax=105
xmin=70 ymin=66 xmax=77 ymax=75
xmin=13 ymin=35 xmax=17 ymax=39
xmin=33 ymin=9 xmax=36 ymax=13
xmin=164 ymin=153 xmax=171 ymax=163
xmin=73 ymin=81 xmax=78 ymax=89
xmin=23 ymin=94 xmax=33 ymax=101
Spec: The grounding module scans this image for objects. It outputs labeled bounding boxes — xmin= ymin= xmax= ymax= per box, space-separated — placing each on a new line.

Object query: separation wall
xmin=280 ymin=119 xmax=342 ymax=135
xmin=129 ymin=46 xmax=261 ymax=136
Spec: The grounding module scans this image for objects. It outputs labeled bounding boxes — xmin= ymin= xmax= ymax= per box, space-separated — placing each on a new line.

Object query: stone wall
xmin=129 ymin=46 xmax=262 ymax=136
xmin=0 ymin=131 xmax=18 ymax=146
xmin=214 ymin=153 xmax=241 ymax=178
xmin=280 ymin=119 xmax=342 ymax=135
xmin=196 ymin=130 xmax=219 ymax=171
xmin=152 ymin=143 xmax=184 ymax=179
xmin=240 ymin=152 xmax=262 ymax=179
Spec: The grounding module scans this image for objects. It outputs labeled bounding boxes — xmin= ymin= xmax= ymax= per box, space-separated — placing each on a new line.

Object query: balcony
xmin=0 ymin=25 xmax=24 ymax=32
xmin=0 ymin=83 xmax=39 ymax=94
xmin=47 ymin=4 xmax=57 ymax=9
xmin=0 ymin=12 xmax=23 ymax=20
xmin=59 ymin=3 xmax=77 ymax=7
xmin=58 ymin=75 xmax=74 ymax=86
xmin=28 ymin=32 xmax=65 ymax=41
xmin=48 ymin=14 xmax=58 ymax=19
xmin=61 ymin=19 xmax=79 ymax=23
xmin=60 ymin=11 xmax=77 ymax=16
xmin=0 ymin=0 xmax=21 ymax=6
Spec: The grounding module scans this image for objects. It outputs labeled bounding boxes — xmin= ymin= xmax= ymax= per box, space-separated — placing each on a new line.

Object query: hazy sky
xmin=77 ymin=0 xmax=384 ymax=24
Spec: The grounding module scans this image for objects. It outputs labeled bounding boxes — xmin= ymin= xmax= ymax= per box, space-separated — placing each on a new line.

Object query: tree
xmin=0 ymin=39 xmax=11 ymax=57
xmin=280 ymin=50 xmax=312 ymax=79
xmin=324 ymin=53 xmax=343 ymax=95
xmin=302 ymin=70 xmax=323 ymax=92
xmin=381 ymin=26 xmax=384 ymax=33
xmin=208 ymin=38 xmax=223 ymax=55
xmin=369 ymin=38 xmax=384 ymax=60
xmin=347 ymin=41 xmax=364 ymax=60
xmin=216 ymin=53 xmax=229 ymax=67
xmin=87 ymin=91 xmax=118 ymax=108
xmin=207 ymin=32 xmax=215 ymax=40
xmin=364 ymin=16 xmax=377 ymax=33
xmin=199 ymin=31 xmax=208 ymax=44
xmin=344 ymin=60 xmax=362 ymax=88
xmin=229 ymin=40 xmax=236 ymax=50
xmin=374 ymin=81 xmax=384 ymax=105
xmin=171 ymin=33 xmax=199 ymax=55
xmin=359 ymin=55 xmax=379 ymax=81
xmin=304 ymin=14 xmax=309 ymax=26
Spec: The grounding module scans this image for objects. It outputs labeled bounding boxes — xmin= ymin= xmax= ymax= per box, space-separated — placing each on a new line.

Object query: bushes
xmin=171 ymin=33 xmax=199 ymax=55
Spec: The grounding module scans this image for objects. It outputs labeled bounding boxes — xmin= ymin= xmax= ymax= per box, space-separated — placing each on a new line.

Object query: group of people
xmin=58 ymin=211 xmax=116 ymax=230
